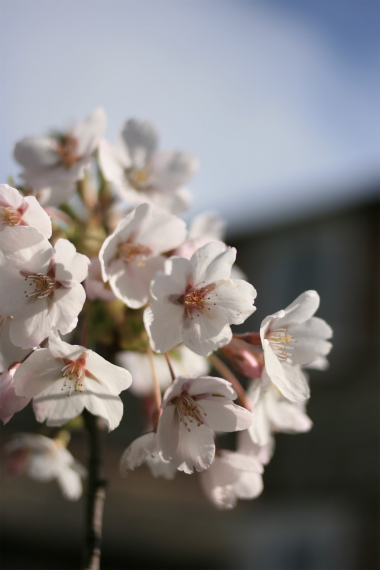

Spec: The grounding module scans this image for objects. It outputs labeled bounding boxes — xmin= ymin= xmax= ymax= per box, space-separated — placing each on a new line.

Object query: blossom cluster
xmin=1 ymin=108 xmax=332 ymax=507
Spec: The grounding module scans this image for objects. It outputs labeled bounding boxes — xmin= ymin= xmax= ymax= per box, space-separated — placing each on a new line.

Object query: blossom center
xmin=24 ymin=274 xmax=56 ymax=299
xmin=56 ymin=135 xmax=80 ymax=168
xmin=118 ymin=241 xmax=152 ymax=265
xmin=174 ymin=392 xmax=207 ymax=432
xmin=267 ymin=328 xmax=296 ymax=361
xmin=126 ymin=166 xmax=152 ymax=191
xmin=61 ymin=354 xmax=87 ymax=394
xmin=177 ymin=283 xmax=216 ymax=319
xmin=0 ymin=206 xmax=21 ymax=230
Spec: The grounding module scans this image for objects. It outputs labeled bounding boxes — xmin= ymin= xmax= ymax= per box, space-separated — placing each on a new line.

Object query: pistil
xmin=0 ymin=206 xmax=21 ymax=230
xmin=267 ymin=328 xmax=296 ymax=361
xmin=24 ymin=274 xmax=56 ymax=299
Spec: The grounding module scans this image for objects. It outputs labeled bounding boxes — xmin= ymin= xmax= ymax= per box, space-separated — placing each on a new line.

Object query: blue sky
xmin=1 ymin=0 xmax=379 ymax=232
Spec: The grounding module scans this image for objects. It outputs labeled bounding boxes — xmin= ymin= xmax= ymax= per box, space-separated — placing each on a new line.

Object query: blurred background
xmin=0 ymin=1 xmax=379 ymax=569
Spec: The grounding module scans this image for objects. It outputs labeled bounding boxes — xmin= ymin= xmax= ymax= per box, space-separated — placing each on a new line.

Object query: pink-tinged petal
xmin=0 ymin=184 xmax=24 ymax=208
xmin=187 ymin=376 xmax=236 ymax=399
xmin=137 ymin=213 xmax=187 ymax=254
xmin=274 ymin=290 xmax=320 ymax=328
xmin=56 ymin=467 xmax=83 ymax=501
xmin=0 ymin=369 xmax=30 ymax=424
xmin=234 ymin=471 xmax=264 ymax=500
xmin=0 ymin=267 xmax=31 ymax=316
xmin=238 ymin=429 xmax=275 ymax=465
xmin=157 ymin=404 xmax=179 ymax=460
xmin=14 ymin=137 xmax=59 ymax=168
xmin=290 ymin=316 xmax=333 ymax=340
xmin=181 ymin=309 xmax=232 ymax=356
xmin=152 ymin=151 xmax=198 ymax=190
xmin=22 ymin=196 xmax=52 ymax=238
xmin=219 ymin=451 xmax=263 ymax=474
xmin=175 ymin=421 xmax=215 ymax=474
xmin=47 ymin=335 xmax=85 ymax=361
xmin=33 ymin=381 xmax=86 ymax=427
xmin=54 ymin=239 xmax=90 ymax=284
xmin=120 ymin=432 xmax=157 ymax=473
xmin=10 ymin=299 xmax=51 ymax=348
xmin=0 ymin=226 xmax=52 ymax=273
xmin=98 ymin=139 xmax=130 ymax=187
xmin=201 ymin=399 xmax=253 ymax=432
xmin=266 ymin=392 xmax=313 ymax=434
xmin=109 ymin=257 xmax=164 ymax=309
xmin=85 ymin=350 xmax=132 ymax=394
xmin=190 ymin=242 xmax=234 ymax=285
xmin=79 ymin=377 xmax=124 ymax=431
xmin=210 ymin=279 xmax=257 ymax=324
xmin=13 ymin=349 xmax=63 ymax=398
xmin=292 ymin=337 xmax=333 ymax=366
xmin=50 ymin=285 xmax=86 ymax=335
xmin=150 ymin=258 xmax=193 ymax=301
xmin=160 ymin=376 xmax=193 ymax=406
xmin=264 ymin=342 xmax=310 ymax=402
xmin=143 ymin=303 xmax=183 ymax=353
xmin=73 ymin=107 xmax=106 ymax=157
xmin=248 ymin=397 xmax=272 ymax=445
xmin=121 ymin=119 xmax=159 ymax=163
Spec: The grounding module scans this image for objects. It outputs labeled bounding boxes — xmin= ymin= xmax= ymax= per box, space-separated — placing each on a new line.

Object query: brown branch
xmin=82 ymin=410 xmax=107 ymax=570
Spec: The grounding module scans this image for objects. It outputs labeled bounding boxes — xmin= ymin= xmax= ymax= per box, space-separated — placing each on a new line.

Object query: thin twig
xmin=164 ymin=352 xmax=176 ymax=382
xmin=208 ymin=353 xmax=252 ymax=411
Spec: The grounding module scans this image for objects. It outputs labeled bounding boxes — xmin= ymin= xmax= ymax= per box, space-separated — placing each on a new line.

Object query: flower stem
xmin=147 ymin=345 xmax=162 ymax=411
xmin=164 ymin=352 xmax=176 ymax=382
xmin=82 ymin=410 xmax=107 ymax=570
xmin=208 ymin=353 xmax=252 ymax=411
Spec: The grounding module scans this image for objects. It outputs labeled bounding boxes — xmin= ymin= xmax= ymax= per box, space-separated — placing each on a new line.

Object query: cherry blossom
xmin=247 ymin=376 xmax=313 ymax=446
xmin=0 ymin=184 xmax=52 ymax=238
xmin=116 ymin=344 xmax=210 ymax=397
xmin=144 ymin=241 xmax=257 ymax=356
xmin=99 ymin=203 xmax=187 ymax=308
xmin=13 ymin=108 xmax=106 ymax=188
xmin=157 ymin=375 xmax=253 ymax=474
xmin=13 ymin=335 xmax=132 ymax=431
xmin=5 ymin=432 xmax=86 ymax=500
xmin=260 ymin=290 xmax=333 ymax=402
xmin=99 ymin=118 xmax=197 ymax=213
xmin=0 ymin=226 xmax=89 ymax=348
xmin=0 ymin=365 xmax=30 ymax=424
xmin=120 ymin=432 xmax=177 ymax=480
xmin=200 ymin=449 xmax=264 ymax=509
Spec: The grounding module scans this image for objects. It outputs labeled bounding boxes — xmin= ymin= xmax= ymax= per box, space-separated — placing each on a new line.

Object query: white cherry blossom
xmin=116 ymin=344 xmax=210 ymax=396
xmin=5 ymin=432 xmax=86 ymax=500
xmin=85 ymin=257 xmax=116 ymax=302
xmin=0 ymin=184 xmax=52 ymax=238
xmin=120 ymin=432 xmax=176 ymax=480
xmin=13 ymin=108 xmax=106 ymax=188
xmin=99 ymin=118 xmax=197 ymax=214
xmin=99 ymin=203 xmax=187 ymax=308
xmin=13 ymin=335 xmax=132 ymax=431
xmin=157 ymin=375 xmax=253 ymax=474
xmin=247 ymin=377 xmax=313 ymax=446
xmin=260 ymin=290 xmax=333 ymax=402
xmin=200 ymin=449 xmax=264 ymax=509
xmin=144 ymin=241 xmax=257 ymax=356
xmin=0 ymin=226 xmax=89 ymax=348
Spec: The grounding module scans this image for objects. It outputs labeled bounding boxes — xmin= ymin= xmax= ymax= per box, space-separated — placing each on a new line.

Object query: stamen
xmin=175 ymin=392 xmax=206 ymax=432
xmin=118 ymin=241 xmax=153 ymax=265
xmin=61 ymin=354 xmax=87 ymax=395
xmin=126 ymin=166 xmax=152 ymax=191
xmin=177 ymin=283 xmax=216 ymax=319
xmin=56 ymin=135 xmax=80 ymax=168
xmin=24 ymin=274 xmax=56 ymax=299
xmin=0 ymin=206 xmax=21 ymax=230
xmin=267 ymin=328 xmax=296 ymax=361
